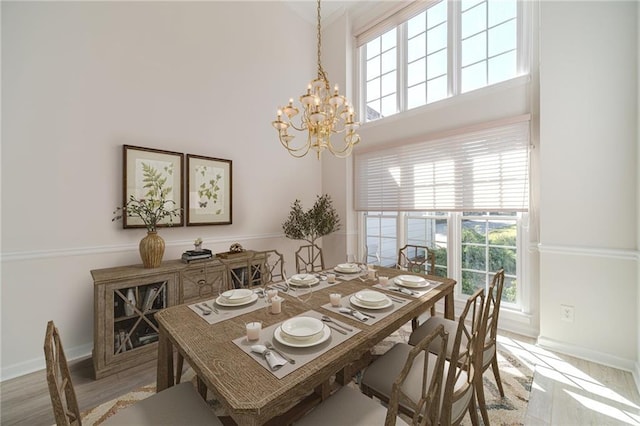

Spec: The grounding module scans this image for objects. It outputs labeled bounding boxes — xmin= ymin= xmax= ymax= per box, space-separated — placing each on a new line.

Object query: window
xmin=355 ymin=117 xmax=529 ymax=308
xmin=362 ymin=211 xmax=522 ymax=307
xmin=358 ymin=0 xmax=526 ymax=122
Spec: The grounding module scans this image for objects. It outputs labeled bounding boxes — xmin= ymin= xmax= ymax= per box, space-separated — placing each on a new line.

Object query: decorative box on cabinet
xmin=91 ymin=251 xmax=265 ymax=379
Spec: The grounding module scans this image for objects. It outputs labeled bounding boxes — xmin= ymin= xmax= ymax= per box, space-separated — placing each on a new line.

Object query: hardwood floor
xmin=2 ymin=331 xmax=639 ymax=425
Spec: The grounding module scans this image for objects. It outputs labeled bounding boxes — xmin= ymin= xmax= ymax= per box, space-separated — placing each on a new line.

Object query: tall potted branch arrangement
xmin=113 ymin=163 xmax=182 ymax=268
xmin=282 ymin=194 xmax=341 ymax=248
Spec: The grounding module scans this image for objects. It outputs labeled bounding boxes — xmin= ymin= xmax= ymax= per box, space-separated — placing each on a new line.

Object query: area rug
xmin=80 ymin=324 xmax=533 ymax=425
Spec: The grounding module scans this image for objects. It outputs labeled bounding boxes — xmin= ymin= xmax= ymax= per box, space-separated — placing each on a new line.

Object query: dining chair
xmin=397 ymin=244 xmax=437 ymax=321
xmin=295 ymin=244 xmax=325 ymax=273
xmin=361 ymin=288 xmax=485 ymax=425
xmin=397 ymin=244 xmax=436 ymax=275
xmin=44 ymin=321 xmax=222 ymax=426
xmin=260 ymin=249 xmax=286 ymax=284
xmin=407 ymin=270 xmax=504 ymax=425
xmin=294 ymin=324 xmax=449 ymax=426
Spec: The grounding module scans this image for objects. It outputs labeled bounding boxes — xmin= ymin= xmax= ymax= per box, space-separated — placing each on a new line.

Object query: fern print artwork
xmin=134 ymin=159 xmax=175 ymax=204
xmin=194 ymin=165 xmax=225 ymax=216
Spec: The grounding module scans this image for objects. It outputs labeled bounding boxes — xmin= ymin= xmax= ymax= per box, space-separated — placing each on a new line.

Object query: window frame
xmin=357 ymin=0 xmax=530 ymax=123
xmin=359 ymin=210 xmax=526 ymax=309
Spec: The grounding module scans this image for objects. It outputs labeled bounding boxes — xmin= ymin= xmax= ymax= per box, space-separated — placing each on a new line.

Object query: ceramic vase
xmin=139 ymin=231 xmax=165 ymax=268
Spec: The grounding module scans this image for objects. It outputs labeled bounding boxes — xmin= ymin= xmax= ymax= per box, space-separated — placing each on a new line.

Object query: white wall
xmin=538 ymin=1 xmax=638 ymax=372
xmin=0 ymin=1 xmax=322 ymax=380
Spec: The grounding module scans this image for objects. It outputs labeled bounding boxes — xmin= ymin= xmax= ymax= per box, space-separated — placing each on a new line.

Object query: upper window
xmin=358 ymin=0 xmax=525 ymax=122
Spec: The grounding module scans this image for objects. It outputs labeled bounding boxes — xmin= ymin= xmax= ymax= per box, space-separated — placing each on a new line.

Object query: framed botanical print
xmin=122 ymin=145 xmax=184 ymax=228
xmin=186 ymin=154 xmax=232 ymax=226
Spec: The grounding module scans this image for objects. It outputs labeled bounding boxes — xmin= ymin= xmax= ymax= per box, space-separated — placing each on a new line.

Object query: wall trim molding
xmin=537 ymin=336 xmax=637 ymax=374
xmin=537 ymin=244 xmax=639 ymax=260
xmin=1 ymin=233 xmax=285 ymax=262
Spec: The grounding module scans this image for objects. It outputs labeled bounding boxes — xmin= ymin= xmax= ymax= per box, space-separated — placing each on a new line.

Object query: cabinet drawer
xmin=181 ymin=265 xmax=225 ymax=303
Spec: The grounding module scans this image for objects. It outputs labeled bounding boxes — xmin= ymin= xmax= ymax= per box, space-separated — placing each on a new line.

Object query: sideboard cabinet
xmin=91 ymin=251 xmax=263 ymax=379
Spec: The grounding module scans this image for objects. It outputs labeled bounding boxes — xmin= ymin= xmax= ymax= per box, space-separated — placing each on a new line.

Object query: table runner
xmin=320 ymin=290 xmax=404 ymax=326
xmin=232 ymin=310 xmax=360 ymax=379
xmin=188 ymin=294 xmax=268 ymax=325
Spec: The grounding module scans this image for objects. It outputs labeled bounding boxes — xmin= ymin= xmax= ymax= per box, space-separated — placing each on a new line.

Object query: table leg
xmin=156 ymin=325 xmax=174 ymax=392
xmin=444 ymin=287 xmax=455 ymax=320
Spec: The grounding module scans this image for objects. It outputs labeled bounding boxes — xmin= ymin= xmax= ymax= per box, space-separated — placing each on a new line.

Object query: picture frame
xmin=122 ymin=145 xmax=184 ymax=228
xmin=186 ymin=154 xmax=232 ymax=226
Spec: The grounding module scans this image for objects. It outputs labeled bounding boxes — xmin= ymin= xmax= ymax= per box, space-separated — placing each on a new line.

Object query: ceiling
xmin=282 ymin=0 xmax=381 ymax=26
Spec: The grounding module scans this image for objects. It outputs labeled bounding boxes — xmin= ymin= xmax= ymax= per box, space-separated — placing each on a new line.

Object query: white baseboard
xmin=537 ymin=336 xmax=637 ymax=373
xmin=1 ymin=343 xmax=93 ymax=382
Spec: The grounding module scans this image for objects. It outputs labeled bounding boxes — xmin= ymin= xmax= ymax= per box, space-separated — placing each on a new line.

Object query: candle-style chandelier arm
xmin=271 ymin=0 xmax=361 ymax=159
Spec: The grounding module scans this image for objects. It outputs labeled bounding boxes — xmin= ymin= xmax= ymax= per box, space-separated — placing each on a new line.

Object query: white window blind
xmin=354 ymin=117 xmax=530 ymax=212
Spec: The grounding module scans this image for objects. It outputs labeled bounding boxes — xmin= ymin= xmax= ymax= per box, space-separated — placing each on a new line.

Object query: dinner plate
xmin=354 ymin=290 xmax=388 ymax=306
xmin=274 ymin=324 xmax=331 ymax=348
xmin=219 ymin=288 xmax=254 ymax=304
xmin=350 ymin=295 xmax=393 ymax=310
xmin=287 ymin=277 xmax=320 ymax=287
xmin=215 ymin=293 xmax=259 ymax=307
xmin=334 ymin=263 xmax=361 ymax=274
xmin=289 ymin=273 xmax=317 ymax=284
xmin=394 ymin=275 xmax=429 ymax=288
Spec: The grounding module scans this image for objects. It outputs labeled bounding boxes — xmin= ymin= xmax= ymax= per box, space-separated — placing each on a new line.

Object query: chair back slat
xmin=259 ymin=249 xmax=285 ymax=285
xmin=386 ymin=325 xmax=449 ymax=426
xmin=442 ymin=287 xmax=485 ymax=425
xmin=295 ymin=244 xmax=324 ymax=273
xmin=484 ymin=269 xmax=505 ymax=349
xmin=44 ymin=321 xmax=82 ymax=426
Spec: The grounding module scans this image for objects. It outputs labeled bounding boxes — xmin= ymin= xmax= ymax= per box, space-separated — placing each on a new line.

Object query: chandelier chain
xmin=316 ymin=0 xmax=327 ymax=82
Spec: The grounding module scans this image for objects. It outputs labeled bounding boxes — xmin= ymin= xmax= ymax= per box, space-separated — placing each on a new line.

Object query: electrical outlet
xmin=560 ymin=304 xmax=574 ymax=323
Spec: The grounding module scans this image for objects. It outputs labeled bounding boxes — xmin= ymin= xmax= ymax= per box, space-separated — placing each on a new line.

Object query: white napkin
xmin=250 ymin=345 xmax=288 ymax=371
xmin=339 ymin=307 xmax=369 ymax=321
xmin=389 ymin=286 xmax=416 ymax=295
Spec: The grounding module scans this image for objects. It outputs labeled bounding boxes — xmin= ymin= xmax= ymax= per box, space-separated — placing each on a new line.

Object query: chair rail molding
xmin=537 ymin=244 xmax=639 ymax=261
xmin=1 ymin=233 xmax=285 ymax=262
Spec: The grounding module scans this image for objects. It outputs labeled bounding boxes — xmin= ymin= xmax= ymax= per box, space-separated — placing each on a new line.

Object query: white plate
xmin=354 ymin=290 xmax=388 ymax=306
xmin=394 ymin=275 xmax=429 ymax=288
xmin=350 ymin=295 xmax=393 ymax=310
xmin=215 ymin=293 xmax=259 ymax=307
xmin=220 ymin=289 xmax=254 ymax=303
xmin=287 ymin=277 xmax=320 ymax=287
xmin=274 ymin=324 xmax=331 ymax=348
xmin=281 ymin=316 xmax=324 ymax=339
xmin=334 ymin=263 xmax=360 ymax=273
xmin=290 ymin=274 xmax=317 ymax=284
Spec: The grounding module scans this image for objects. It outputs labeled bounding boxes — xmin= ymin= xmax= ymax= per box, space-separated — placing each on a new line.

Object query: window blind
xmin=354 ymin=118 xmax=530 ymax=212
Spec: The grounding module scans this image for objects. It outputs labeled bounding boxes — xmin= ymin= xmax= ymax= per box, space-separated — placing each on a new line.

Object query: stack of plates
xmin=274 ymin=316 xmax=330 ymax=347
xmin=288 ymin=274 xmax=319 ymax=287
xmin=350 ymin=290 xmax=392 ymax=309
xmin=216 ymin=289 xmax=257 ymax=307
xmin=334 ymin=263 xmax=360 ymax=274
xmin=393 ymin=275 xmax=429 ymax=288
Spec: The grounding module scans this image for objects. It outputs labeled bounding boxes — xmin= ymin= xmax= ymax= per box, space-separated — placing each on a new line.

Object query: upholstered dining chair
xmin=407 ymin=271 xmax=503 ymax=426
xmin=361 ymin=288 xmax=486 ymax=426
xmin=44 ymin=321 xmax=222 ymax=426
xmin=295 ymin=244 xmax=325 ymax=273
xmin=294 ymin=325 xmax=449 ymax=426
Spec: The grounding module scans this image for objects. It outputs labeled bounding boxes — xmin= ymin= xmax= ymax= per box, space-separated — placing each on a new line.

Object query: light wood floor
xmin=2 ymin=331 xmax=639 ymax=425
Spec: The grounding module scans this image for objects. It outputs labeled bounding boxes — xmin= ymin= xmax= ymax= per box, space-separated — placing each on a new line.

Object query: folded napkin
xmin=389 ymin=286 xmax=417 ymax=296
xmin=251 ymin=345 xmax=288 ymax=371
xmin=339 ymin=307 xmax=369 ymax=321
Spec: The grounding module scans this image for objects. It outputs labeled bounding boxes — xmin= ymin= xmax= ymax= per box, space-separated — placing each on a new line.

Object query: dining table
xmin=155 ymin=265 xmax=455 ymax=426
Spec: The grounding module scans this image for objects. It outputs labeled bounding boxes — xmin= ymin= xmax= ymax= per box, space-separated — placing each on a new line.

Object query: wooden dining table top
xmin=155 ymin=266 xmax=455 ymax=426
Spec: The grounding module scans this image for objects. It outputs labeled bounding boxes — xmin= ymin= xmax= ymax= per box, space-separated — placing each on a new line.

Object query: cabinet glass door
xmin=112 ymin=280 xmax=167 ymax=355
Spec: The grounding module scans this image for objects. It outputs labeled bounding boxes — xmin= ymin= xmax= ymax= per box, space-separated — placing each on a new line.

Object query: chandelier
xmin=272 ymin=0 xmax=361 ymax=159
